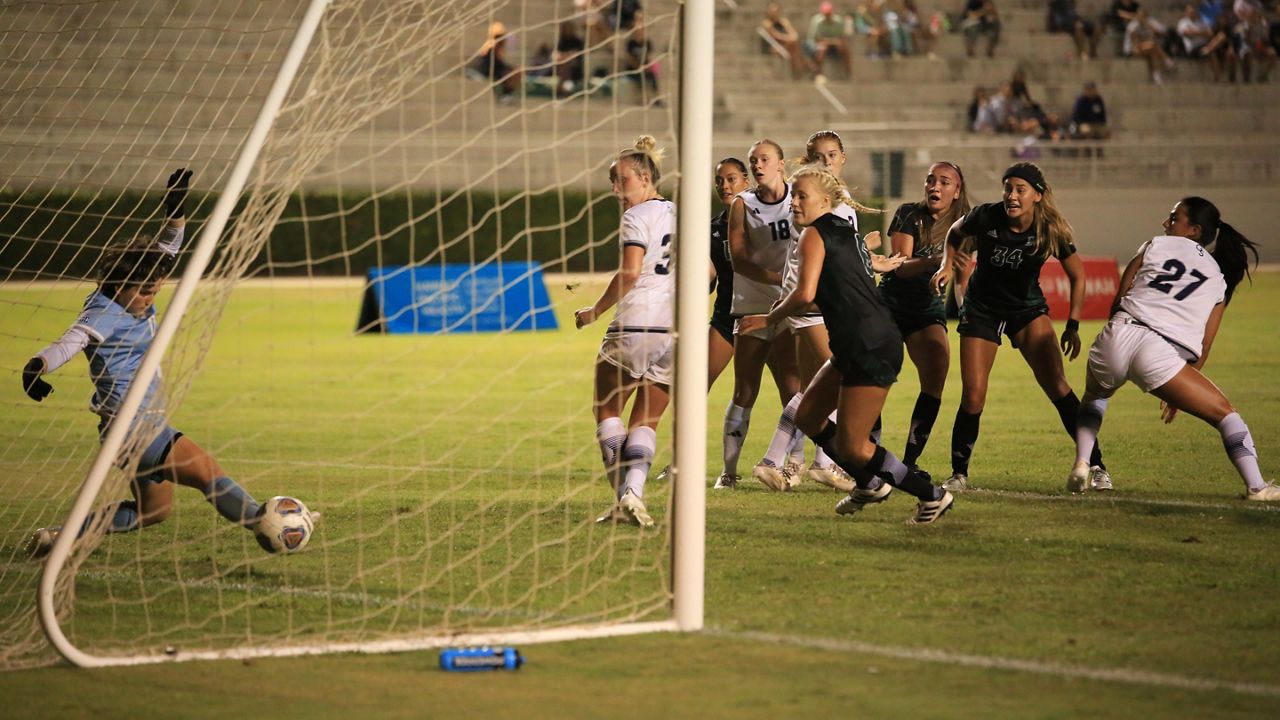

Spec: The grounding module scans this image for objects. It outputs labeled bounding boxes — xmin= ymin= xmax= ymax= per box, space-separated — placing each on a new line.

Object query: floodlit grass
xmin=1 ymin=273 xmax=1278 ymax=717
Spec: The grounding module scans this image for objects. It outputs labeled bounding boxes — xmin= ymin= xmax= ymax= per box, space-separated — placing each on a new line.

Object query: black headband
xmin=1002 ymin=165 xmax=1046 ymax=194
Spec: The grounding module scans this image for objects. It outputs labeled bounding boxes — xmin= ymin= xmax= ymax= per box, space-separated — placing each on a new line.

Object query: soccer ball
xmin=253 ymin=496 xmax=315 ymax=554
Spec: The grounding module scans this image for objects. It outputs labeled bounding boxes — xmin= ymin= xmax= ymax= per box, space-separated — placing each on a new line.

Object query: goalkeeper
xmin=21 ymin=169 xmax=269 ymax=556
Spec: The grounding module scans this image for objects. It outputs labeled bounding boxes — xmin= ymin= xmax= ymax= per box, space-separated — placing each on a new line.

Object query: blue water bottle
xmin=439 ymin=646 xmax=524 ymax=671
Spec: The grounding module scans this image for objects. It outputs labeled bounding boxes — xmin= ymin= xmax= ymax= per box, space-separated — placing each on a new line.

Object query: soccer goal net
xmin=1 ymin=0 xmax=710 ymax=668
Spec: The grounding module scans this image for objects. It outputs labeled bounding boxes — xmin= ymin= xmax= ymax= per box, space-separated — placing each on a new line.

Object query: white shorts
xmin=787 ymin=314 xmax=825 ymax=333
xmin=734 ymin=316 xmax=784 ymax=342
xmin=1087 ymin=316 xmax=1189 ymax=396
xmin=598 ymin=331 xmax=674 ymax=386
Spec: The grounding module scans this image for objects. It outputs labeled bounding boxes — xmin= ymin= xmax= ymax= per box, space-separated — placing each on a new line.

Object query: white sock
xmin=1076 ymin=394 xmax=1108 ymax=466
xmin=816 ymin=410 xmax=839 ymax=468
xmin=786 ymin=433 xmax=806 ymax=467
xmin=596 ymin=417 xmax=627 ymax=491
xmin=621 ymin=426 xmax=657 ymax=500
xmin=723 ymin=402 xmax=751 ymax=476
xmin=762 ymin=393 xmax=803 ymax=467
xmin=1218 ymin=412 xmax=1265 ymax=492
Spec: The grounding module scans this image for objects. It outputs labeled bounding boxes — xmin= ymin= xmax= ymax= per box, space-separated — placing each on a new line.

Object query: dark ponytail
xmin=1179 ymin=196 xmax=1259 ymax=303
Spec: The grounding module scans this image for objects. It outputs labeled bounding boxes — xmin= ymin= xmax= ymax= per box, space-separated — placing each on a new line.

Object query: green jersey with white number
xmin=958 ymin=202 xmax=1076 ymax=313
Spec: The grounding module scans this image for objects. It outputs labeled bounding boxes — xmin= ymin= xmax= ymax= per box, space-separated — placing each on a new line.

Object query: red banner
xmin=1039 ymin=256 xmax=1119 ymax=320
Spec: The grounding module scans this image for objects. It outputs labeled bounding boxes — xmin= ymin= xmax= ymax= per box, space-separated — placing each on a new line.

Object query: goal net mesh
xmin=0 ymin=0 xmax=681 ymax=668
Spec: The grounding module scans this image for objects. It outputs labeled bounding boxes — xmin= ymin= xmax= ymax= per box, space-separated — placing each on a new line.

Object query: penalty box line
xmin=709 ymin=628 xmax=1280 ymax=698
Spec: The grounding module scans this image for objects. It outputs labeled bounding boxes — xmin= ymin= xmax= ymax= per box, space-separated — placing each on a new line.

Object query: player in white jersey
xmin=20 ymin=169 xmax=292 ymax=556
xmin=753 ymin=131 xmax=883 ymax=493
xmin=715 ymin=139 xmax=803 ymax=490
xmin=575 ymin=136 xmax=675 ymax=527
xmin=1068 ymin=197 xmax=1276 ymax=500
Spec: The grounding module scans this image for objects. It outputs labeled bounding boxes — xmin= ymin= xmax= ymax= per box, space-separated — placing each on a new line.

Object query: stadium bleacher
xmin=3 ymin=0 xmax=1274 ymax=259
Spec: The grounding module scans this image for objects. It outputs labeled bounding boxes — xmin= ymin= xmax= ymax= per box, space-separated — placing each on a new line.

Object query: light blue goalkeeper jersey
xmin=72 ymin=291 xmax=163 ymax=419
xmin=71 ymin=224 xmax=184 ymax=420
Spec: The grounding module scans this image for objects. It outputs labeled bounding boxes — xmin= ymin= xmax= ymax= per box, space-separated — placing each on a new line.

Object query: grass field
xmin=1 ymin=271 xmax=1278 ymax=718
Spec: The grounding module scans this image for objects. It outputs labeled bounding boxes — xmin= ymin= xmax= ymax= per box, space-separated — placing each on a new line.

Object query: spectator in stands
xmin=1178 ymin=2 xmax=1215 ymax=53
xmin=1104 ymin=0 xmax=1140 ymax=55
xmin=554 ymin=21 xmax=587 ymax=95
xmin=961 ymin=0 xmax=1001 ymax=58
xmin=1108 ymin=0 xmax=1142 ymax=35
xmin=623 ymin=10 xmax=661 ymax=103
xmin=972 ymin=81 xmax=1014 ymax=133
xmin=1010 ymin=68 xmax=1061 ymax=140
xmin=1126 ymin=7 xmax=1175 ymax=83
xmin=761 ymin=2 xmax=817 ymax=78
xmin=852 ymin=1 xmax=891 ymax=58
xmin=1177 ymin=3 xmax=1231 ymax=80
xmin=471 ymin=21 xmax=522 ymax=98
xmin=1235 ymin=6 xmax=1277 ymax=81
xmin=529 ymin=43 xmax=555 ymax=79
xmin=1069 ymin=81 xmax=1109 ymax=139
xmin=1049 ymin=0 xmax=1101 ymax=60
xmin=575 ymin=0 xmax=614 ymax=45
xmin=806 ymin=2 xmax=854 ymax=76
xmin=903 ymin=0 xmax=943 ymax=59
xmin=606 ymin=0 xmax=643 ymax=34
xmin=883 ymin=3 xmax=914 ymax=57
xmin=1233 ymin=0 xmax=1262 ymax=24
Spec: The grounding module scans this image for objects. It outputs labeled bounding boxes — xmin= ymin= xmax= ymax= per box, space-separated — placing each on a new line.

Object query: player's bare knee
xmin=960 ymin=386 xmax=987 ymax=413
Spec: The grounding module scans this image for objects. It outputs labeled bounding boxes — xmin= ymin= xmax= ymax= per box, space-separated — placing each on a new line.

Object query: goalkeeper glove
xmin=164 ymin=167 xmax=192 ymax=219
xmin=22 ymin=358 xmax=53 ymax=402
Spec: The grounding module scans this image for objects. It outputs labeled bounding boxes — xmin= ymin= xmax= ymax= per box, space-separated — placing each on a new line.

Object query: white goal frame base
xmin=58 ymin=620 xmax=681 ymax=668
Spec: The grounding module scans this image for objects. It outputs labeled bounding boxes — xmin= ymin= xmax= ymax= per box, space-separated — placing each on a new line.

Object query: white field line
xmin=710 ymin=629 xmax=1280 ymax=698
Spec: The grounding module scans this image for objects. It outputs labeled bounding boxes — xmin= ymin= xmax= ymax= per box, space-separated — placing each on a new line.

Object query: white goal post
xmin=2 ymin=0 xmax=712 ymax=668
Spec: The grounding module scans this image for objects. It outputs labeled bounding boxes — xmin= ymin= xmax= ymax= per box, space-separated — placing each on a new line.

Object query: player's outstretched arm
xmin=23 ymin=324 xmax=92 ymax=401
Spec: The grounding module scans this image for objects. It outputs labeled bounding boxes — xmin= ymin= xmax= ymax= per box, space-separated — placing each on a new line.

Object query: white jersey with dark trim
xmin=732 ymin=185 xmax=792 ymax=315
xmin=1118 ymin=235 xmax=1226 ymax=361
xmin=781 ymin=195 xmax=860 ymax=296
xmin=611 ymin=199 xmax=676 ymax=331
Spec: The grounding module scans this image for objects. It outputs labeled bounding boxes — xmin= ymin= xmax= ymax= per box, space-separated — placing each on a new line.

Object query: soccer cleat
xmin=909 ymin=490 xmax=954 ymax=525
xmin=654 ymin=465 xmax=671 ymax=483
xmin=713 ymin=473 xmax=740 ymax=490
xmin=1066 ymin=459 xmax=1091 ymax=494
xmin=617 ymin=491 xmax=655 ymax=528
xmin=753 ymin=463 xmax=790 ymax=492
xmin=1246 ymin=483 xmax=1280 ymax=502
xmin=25 ymin=527 xmax=60 ymax=558
xmin=778 ymin=458 xmax=798 ymax=481
xmin=942 ymin=473 xmax=968 ymax=492
xmin=782 ymin=460 xmax=804 ymax=489
xmin=1089 ymin=466 xmax=1113 ymax=492
xmin=309 ymin=511 xmax=323 ymax=528
xmin=834 ymin=482 xmax=893 ymax=515
xmin=807 ymin=463 xmax=855 ymax=492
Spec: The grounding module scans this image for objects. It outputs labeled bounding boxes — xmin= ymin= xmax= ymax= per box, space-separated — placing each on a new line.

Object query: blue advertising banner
xmin=357 ymin=262 xmax=558 ymax=334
